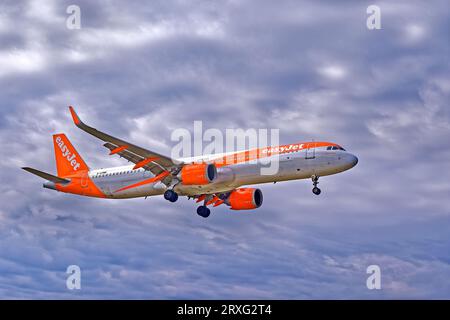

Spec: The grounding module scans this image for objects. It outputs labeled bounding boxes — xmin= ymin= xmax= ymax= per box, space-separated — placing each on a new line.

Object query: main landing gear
xmin=164 ymin=189 xmax=178 ymax=202
xmin=196 ymin=205 xmax=211 ymax=218
xmin=196 ymin=194 xmax=216 ymax=218
xmin=164 ymin=190 xmax=211 ymax=218
xmin=311 ymin=175 xmax=321 ymax=195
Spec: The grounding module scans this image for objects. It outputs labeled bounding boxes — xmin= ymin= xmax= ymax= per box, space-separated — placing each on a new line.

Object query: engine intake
xmin=227 ymin=188 xmax=263 ymax=210
xmin=180 ymin=163 xmax=217 ymax=185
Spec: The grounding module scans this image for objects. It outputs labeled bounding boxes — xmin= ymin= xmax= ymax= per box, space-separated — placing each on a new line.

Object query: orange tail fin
xmin=53 ymin=134 xmax=89 ymax=177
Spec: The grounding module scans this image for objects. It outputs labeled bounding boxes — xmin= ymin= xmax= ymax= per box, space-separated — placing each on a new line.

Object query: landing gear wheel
xmin=311 ymin=175 xmax=321 ymax=195
xmin=197 ymin=205 xmax=211 ymax=218
xmin=164 ymin=190 xmax=178 ymax=202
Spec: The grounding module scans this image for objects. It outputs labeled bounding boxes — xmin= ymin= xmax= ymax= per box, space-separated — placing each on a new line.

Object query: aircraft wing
xmin=68 ymin=106 xmax=180 ymax=179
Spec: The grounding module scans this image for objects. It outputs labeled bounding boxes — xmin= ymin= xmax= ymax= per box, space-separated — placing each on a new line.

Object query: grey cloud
xmin=0 ymin=0 xmax=449 ymax=298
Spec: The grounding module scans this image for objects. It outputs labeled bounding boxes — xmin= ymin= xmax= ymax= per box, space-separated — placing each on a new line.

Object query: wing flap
xmin=103 ymin=142 xmax=167 ymax=175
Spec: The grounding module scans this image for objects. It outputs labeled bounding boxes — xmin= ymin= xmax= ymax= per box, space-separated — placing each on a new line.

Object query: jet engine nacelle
xmin=227 ymin=188 xmax=263 ymax=210
xmin=180 ymin=163 xmax=217 ymax=185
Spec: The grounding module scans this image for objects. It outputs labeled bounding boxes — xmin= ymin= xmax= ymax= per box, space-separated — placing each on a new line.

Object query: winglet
xmin=69 ymin=106 xmax=82 ymax=126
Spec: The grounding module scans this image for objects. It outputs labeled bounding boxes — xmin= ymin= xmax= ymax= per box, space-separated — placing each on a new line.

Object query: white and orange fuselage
xmin=24 ymin=107 xmax=358 ymax=217
xmin=46 ymin=136 xmax=357 ymax=199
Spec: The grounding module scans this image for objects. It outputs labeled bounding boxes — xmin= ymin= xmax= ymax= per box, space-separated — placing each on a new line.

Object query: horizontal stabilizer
xmin=22 ymin=167 xmax=70 ymax=184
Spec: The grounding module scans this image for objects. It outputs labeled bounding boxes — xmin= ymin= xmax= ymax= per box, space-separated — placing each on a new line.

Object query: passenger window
xmin=327 ymin=146 xmax=332 ymax=150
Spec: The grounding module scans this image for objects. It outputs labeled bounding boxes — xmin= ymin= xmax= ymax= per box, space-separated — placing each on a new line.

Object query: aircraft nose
xmin=348 ymin=153 xmax=358 ymax=168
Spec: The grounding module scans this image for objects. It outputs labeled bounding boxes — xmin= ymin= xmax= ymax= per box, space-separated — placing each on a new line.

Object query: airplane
xmin=22 ymin=106 xmax=358 ymax=218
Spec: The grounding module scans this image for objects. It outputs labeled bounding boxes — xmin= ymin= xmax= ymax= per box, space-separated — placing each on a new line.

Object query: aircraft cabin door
xmin=304 ymin=141 xmax=316 ymax=160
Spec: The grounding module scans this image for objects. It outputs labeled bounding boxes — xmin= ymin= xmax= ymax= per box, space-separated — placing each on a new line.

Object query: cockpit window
xmin=328 ymin=145 xmax=346 ymax=151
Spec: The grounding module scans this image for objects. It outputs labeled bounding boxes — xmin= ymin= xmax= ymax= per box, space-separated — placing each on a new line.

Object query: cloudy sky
xmin=0 ymin=0 xmax=449 ymax=299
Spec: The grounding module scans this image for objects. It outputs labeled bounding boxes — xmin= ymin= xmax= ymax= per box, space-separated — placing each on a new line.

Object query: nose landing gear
xmin=311 ymin=175 xmax=321 ymax=195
